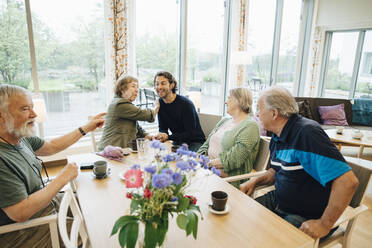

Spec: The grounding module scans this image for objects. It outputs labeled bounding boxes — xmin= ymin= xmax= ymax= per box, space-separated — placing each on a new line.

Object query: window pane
xmin=0 ymin=0 xmax=31 ymax=88
xmin=355 ymin=30 xmax=372 ymax=99
xmin=31 ymin=0 xmax=106 ymax=137
xmin=276 ymin=0 xmax=302 ymax=92
xmin=184 ymin=0 xmax=225 ymax=115
xmin=323 ymin=32 xmax=359 ymax=98
xmin=135 ymin=0 xmax=179 ymax=88
xmin=228 ymin=0 xmax=276 ymax=110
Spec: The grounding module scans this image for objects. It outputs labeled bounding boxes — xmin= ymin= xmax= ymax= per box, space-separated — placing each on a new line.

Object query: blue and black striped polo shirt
xmin=269 ymin=114 xmax=351 ymax=219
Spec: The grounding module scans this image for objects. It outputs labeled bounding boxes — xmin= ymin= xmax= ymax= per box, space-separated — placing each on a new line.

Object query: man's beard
xmin=5 ymin=114 xmax=35 ymax=138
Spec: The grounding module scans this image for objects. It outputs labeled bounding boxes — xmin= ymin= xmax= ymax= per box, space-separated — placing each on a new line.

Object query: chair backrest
xmin=144 ymin=89 xmax=156 ymax=107
xmin=88 ymin=116 xmax=104 ymax=152
xmin=197 ymin=113 xmax=222 ymax=138
xmin=58 ymin=185 xmax=89 ymax=248
xmin=344 ymin=156 xmax=372 ymax=208
xmin=253 ymin=137 xmax=271 ymax=172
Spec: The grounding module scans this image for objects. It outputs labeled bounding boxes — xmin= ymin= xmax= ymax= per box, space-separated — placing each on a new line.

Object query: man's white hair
xmin=0 ymin=84 xmax=28 ymax=111
xmin=260 ymin=86 xmax=299 ymax=118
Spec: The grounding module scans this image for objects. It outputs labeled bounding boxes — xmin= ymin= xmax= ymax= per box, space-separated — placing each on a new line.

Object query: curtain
xmin=236 ymin=0 xmax=247 ymax=86
xmin=107 ymin=0 xmax=129 ymax=83
xmin=308 ymin=26 xmax=326 ymax=96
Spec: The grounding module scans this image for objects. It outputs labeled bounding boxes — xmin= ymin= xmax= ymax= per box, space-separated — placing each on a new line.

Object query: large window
xmin=320 ymin=29 xmax=372 ymax=99
xmin=30 ymin=0 xmax=106 ymax=137
xmin=227 ymin=0 xmax=304 ymax=112
xmin=185 ymin=0 xmax=225 ymax=114
xmin=0 ymin=0 xmax=31 ymax=93
xmin=135 ymin=0 xmax=179 ymax=88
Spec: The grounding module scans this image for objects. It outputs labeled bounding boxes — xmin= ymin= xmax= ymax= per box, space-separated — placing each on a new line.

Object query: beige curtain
xmin=236 ymin=0 xmax=247 ymax=86
xmin=107 ymin=0 xmax=129 ymax=82
xmin=308 ymin=26 xmax=326 ymax=96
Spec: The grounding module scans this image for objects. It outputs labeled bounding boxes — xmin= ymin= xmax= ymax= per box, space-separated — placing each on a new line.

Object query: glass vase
xmin=137 ymin=221 xmax=168 ymax=248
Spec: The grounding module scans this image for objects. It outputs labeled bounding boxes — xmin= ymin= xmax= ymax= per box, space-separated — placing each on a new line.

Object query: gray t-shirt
xmin=0 ymin=136 xmax=44 ymax=225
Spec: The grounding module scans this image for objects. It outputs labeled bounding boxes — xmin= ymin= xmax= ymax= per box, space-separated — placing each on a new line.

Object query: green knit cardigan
xmin=197 ymin=116 xmax=260 ymax=188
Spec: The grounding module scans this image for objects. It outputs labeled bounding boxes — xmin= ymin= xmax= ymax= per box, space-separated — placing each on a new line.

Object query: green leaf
xmin=192 ymin=213 xmax=198 ymax=239
xmin=176 ymin=214 xmax=188 ymax=230
xmin=145 ymin=222 xmax=157 ymax=248
xmin=185 ymin=212 xmax=195 ymax=236
xmin=126 ymin=222 xmax=139 ymax=248
xmin=118 ymin=225 xmax=128 ymax=248
xmin=130 ymin=199 xmax=141 ymax=213
xmin=157 ymin=215 xmax=169 ymax=246
xmin=177 ymin=196 xmax=190 ymax=212
xmin=111 ymin=215 xmax=139 ymax=235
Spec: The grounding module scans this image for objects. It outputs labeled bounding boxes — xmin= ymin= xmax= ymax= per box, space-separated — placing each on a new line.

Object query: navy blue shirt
xmin=270 ymin=114 xmax=351 ymax=219
xmin=158 ymin=95 xmax=205 ymax=145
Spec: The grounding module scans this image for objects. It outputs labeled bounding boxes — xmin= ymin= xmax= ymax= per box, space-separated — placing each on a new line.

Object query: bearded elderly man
xmin=240 ymin=86 xmax=359 ymax=239
xmin=0 ymin=84 xmax=105 ymax=248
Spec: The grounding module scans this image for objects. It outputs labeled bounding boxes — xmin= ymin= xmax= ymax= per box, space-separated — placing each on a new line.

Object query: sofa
xmin=294 ymin=97 xmax=372 ymax=131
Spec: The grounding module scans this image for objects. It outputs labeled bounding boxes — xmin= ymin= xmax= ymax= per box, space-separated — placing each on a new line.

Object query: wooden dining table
xmin=68 ymin=152 xmax=314 ymax=248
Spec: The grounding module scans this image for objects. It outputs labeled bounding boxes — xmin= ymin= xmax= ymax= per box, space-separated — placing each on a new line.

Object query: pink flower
xmin=185 ymin=195 xmax=197 ymax=205
xmin=124 ymin=169 xmax=143 ymax=188
xmin=144 ymin=188 xmax=152 ymax=199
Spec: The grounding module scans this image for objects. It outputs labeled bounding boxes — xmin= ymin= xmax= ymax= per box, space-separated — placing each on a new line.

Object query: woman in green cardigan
xmin=98 ymin=76 xmax=159 ymax=151
xmin=197 ymin=87 xmax=260 ymax=188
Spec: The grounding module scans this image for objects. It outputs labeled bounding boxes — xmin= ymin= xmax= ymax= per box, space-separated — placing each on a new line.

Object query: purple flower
xmin=176 ymin=161 xmax=190 ymax=171
xmin=162 ymin=153 xmax=177 ymax=162
xmin=189 ymin=152 xmax=197 ymax=158
xmin=144 ymin=165 xmax=157 ymax=174
xmin=171 ymin=196 xmax=178 ymax=202
xmin=152 ymin=174 xmax=172 ymax=188
xmin=161 ymin=168 xmax=174 ymax=176
xmin=172 ymin=172 xmax=183 ymax=185
xmin=150 ymin=140 xmax=166 ymax=151
xmin=199 ymin=155 xmax=210 ymax=167
xmin=189 ymin=159 xmax=198 ymax=167
xmin=211 ymin=166 xmax=221 ymax=176
xmin=130 ymin=164 xmax=140 ymax=170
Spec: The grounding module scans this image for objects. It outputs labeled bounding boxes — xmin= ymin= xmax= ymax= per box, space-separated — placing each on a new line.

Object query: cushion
xmin=352 ymin=98 xmax=372 ymax=126
xmin=318 ymin=104 xmax=349 ymax=126
xmin=297 ymin=100 xmax=313 ymax=120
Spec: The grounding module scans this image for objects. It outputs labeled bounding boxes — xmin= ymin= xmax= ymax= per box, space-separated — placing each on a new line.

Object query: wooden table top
xmin=68 ymin=153 xmax=314 ymax=248
xmin=325 ymin=129 xmax=372 ymax=147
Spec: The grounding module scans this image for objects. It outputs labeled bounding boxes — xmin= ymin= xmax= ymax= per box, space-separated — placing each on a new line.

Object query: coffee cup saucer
xmin=208 ymin=204 xmax=230 ymax=215
xmin=92 ymin=168 xmax=111 ymax=179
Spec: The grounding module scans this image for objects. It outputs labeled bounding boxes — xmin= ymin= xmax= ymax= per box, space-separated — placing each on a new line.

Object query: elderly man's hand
xmin=82 ymin=113 xmax=106 ymax=133
xmin=240 ymin=179 xmax=257 ymax=196
xmin=58 ymin=162 xmax=78 ymax=184
xmin=299 ymin=219 xmax=331 ymax=239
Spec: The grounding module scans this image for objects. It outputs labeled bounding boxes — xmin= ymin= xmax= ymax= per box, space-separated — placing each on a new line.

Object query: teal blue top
xmin=198 ymin=116 xmax=260 ymax=188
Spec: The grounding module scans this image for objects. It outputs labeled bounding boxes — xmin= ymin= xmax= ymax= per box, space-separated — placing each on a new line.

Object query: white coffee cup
xmin=352 ymin=130 xmax=363 ymax=139
xmin=336 ymin=126 xmax=344 ymax=134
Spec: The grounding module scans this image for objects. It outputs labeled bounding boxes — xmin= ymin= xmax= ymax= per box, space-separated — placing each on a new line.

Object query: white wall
xmin=316 ymin=0 xmax=372 ymax=28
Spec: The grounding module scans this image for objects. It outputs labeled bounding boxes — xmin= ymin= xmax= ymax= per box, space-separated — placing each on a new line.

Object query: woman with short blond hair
xmin=198 ymin=87 xmax=260 ymax=188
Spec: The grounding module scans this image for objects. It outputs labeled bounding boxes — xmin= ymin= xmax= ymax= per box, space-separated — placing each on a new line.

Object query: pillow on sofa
xmin=297 ymin=100 xmax=313 ymax=120
xmin=318 ymin=103 xmax=349 ymax=126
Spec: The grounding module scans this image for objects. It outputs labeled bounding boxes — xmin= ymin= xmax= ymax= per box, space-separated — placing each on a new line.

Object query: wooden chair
xmin=224 ymin=137 xmax=270 ymax=188
xmin=226 ymin=155 xmax=371 ymax=248
xmin=0 ymin=214 xmax=60 ymax=248
xmin=314 ymin=156 xmax=371 ymax=248
xmin=58 ymin=185 xmax=90 ymax=248
xmin=197 ymin=113 xmax=222 ymax=138
xmin=88 ymin=116 xmax=104 ymax=152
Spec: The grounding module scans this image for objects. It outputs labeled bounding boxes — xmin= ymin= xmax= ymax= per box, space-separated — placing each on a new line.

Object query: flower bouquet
xmin=111 ymin=141 xmax=218 ymax=248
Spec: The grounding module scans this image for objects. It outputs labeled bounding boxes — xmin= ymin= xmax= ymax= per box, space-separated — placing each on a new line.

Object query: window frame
xmin=318 ymin=28 xmax=372 ymax=98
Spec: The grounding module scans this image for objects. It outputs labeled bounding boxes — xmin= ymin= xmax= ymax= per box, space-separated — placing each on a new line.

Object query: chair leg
xmin=342 ymin=217 xmax=358 ymax=248
xmin=49 ymin=220 xmax=60 ymax=248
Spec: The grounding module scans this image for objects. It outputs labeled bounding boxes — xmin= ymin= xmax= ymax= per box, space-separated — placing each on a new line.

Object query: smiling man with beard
xmin=153 ymin=71 xmax=205 ymax=152
xmin=0 ymin=84 xmax=105 ymax=248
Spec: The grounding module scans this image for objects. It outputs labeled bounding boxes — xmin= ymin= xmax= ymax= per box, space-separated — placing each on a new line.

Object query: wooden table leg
xmin=358 ymin=145 xmax=365 ymax=158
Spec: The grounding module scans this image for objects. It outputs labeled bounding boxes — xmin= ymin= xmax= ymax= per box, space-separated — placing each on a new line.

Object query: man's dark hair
xmin=154 ymin=71 xmax=178 ymax=93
